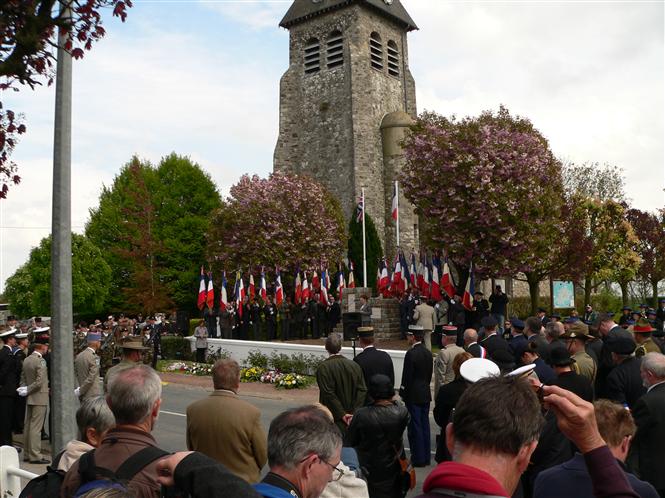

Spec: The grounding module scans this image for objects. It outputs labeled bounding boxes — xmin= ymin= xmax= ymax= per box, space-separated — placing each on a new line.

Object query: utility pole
xmin=50 ymin=0 xmax=77 ymax=453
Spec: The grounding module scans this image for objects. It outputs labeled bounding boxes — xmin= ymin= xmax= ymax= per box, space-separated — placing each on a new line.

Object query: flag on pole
xmin=320 ymin=269 xmax=329 ymax=305
xmin=391 ymin=181 xmax=398 ymax=222
xmin=294 ymin=269 xmax=302 ymax=305
xmin=441 ymin=257 xmax=456 ymax=299
xmin=431 ymin=256 xmax=442 ymax=301
xmin=220 ymin=271 xmax=228 ymax=311
xmin=312 ymin=270 xmax=320 ymax=290
xmin=206 ymin=271 xmax=215 ymax=309
xmin=355 ymin=193 xmax=364 ymax=223
xmin=392 ymin=256 xmax=403 ymax=294
xmin=275 ymin=269 xmax=284 ymax=306
xmin=259 ymin=268 xmax=267 ymax=302
xmin=379 ymin=258 xmax=390 ymax=294
xmin=197 ymin=267 xmax=206 ymax=310
xmin=348 ymin=262 xmax=356 ymax=288
xmin=462 ymin=263 xmax=475 ymax=311
xmin=336 ymin=265 xmax=346 ymax=301
xmin=302 ymin=272 xmax=310 ymax=301
xmin=417 ymin=256 xmax=426 ymax=295
xmin=410 ymin=253 xmax=418 ymax=287
xmin=420 ymin=259 xmax=431 ymax=299
xmin=249 ymin=273 xmax=256 ymax=300
xmin=324 ymin=267 xmax=331 ymax=290
xmin=400 ymin=251 xmax=410 ymax=291
xmin=234 ymin=271 xmax=245 ymax=318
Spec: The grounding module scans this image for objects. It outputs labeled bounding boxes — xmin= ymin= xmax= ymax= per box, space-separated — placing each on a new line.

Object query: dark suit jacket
xmin=0 ymin=345 xmax=17 ymax=397
xmin=549 ymin=370 xmax=593 ymax=402
xmin=186 ymin=390 xmax=267 ymax=484
xmin=479 ymin=333 xmax=510 ymax=358
xmin=400 ymin=343 xmax=433 ymax=405
xmin=606 ymin=356 xmax=646 ymax=408
xmin=629 ymin=382 xmax=665 ymax=491
xmin=354 ymin=346 xmax=395 ymax=397
xmin=535 ymin=453 xmax=659 ymax=498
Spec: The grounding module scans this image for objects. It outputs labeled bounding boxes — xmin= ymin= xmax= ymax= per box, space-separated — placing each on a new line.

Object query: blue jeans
xmin=406 ymin=402 xmax=431 ymax=465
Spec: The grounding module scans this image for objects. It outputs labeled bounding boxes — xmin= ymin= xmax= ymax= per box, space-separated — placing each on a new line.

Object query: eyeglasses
xmin=318 ymin=457 xmax=344 ymax=482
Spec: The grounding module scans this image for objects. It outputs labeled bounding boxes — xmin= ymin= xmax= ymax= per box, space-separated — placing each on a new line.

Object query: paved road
xmin=155 ymin=382 xmax=439 ymax=496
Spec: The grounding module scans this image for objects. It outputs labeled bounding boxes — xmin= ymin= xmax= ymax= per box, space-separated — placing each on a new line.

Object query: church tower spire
xmin=274 ymin=0 xmax=419 ymax=260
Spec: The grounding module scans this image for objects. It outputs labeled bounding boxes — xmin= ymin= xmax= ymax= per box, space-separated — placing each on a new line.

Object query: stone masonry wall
xmin=273 ymin=4 xmax=418 ymax=258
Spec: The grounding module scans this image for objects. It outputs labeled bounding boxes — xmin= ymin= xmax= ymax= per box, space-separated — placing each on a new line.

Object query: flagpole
xmin=395 ymin=180 xmax=400 ymax=248
xmin=362 ymin=187 xmax=367 ymax=288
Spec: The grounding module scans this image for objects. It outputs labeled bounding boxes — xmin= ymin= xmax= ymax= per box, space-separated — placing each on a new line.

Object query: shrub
xmin=161 ymin=336 xmax=192 ymax=361
xmin=246 ymin=349 xmax=269 ymax=369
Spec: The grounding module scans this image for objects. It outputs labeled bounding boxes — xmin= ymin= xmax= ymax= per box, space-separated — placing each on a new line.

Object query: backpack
xmin=74 ymin=445 xmax=169 ymax=497
xmin=19 ymin=451 xmax=66 ymax=498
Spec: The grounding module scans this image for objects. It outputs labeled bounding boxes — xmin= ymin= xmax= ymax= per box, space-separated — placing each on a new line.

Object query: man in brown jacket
xmin=186 ymin=359 xmax=267 ymax=483
xmin=61 ymin=364 xmax=166 ymax=497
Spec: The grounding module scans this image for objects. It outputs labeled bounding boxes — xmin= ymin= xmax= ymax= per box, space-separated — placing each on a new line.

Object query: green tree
xmin=348 ymin=213 xmax=382 ymax=291
xmin=4 ymin=233 xmax=111 ymax=316
xmin=86 ymin=154 xmax=221 ymax=312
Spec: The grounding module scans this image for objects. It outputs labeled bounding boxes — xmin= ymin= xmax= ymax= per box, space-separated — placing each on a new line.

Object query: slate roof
xmin=279 ymin=0 xmax=418 ymax=31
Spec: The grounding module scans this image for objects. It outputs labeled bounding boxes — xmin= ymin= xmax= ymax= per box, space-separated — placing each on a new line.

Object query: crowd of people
xmin=0 ymin=292 xmax=664 ymax=498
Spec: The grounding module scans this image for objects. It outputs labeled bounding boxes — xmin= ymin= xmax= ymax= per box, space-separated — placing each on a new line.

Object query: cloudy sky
xmin=1 ymin=0 xmax=663 ymax=293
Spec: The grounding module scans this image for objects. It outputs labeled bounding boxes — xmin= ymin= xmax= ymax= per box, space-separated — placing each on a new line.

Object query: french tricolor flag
xmin=294 ymin=269 xmax=302 ymax=305
xmin=259 ymin=269 xmax=267 ymax=302
xmin=197 ymin=267 xmax=206 ymax=310
xmin=312 ymin=270 xmax=320 ymax=290
xmin=320 ymin=269 xmax=330 ymax=305
xmin=206 ymin=272 xmax=215 ymax=310
xmin=391 ymin=181 xmax=398 ymax=222
xmin=302 ymin=272 xmax=310 ymax=301
xmin=220 ymin=272 xmax=228 ymax=311
xmin=275 ymin=269 xmax=284 ymax=306
xmin=430 ymin=257 xmax=442 ymax=301
xmin=336 ymin=266 xmax=345 ymax=300
xmin=462 ymin=263 xmax=475 ymax=311
xmin=441 ymin=257 xmax=456 ymax=299
xmin=348 ymin=262 xmax=356 ymax=288
xmin=234 ymin=271 xmax=245 ymax=318
xmin=410 ymin=253 xmax=418 ymax=287
xmin=249 ymin=273 xmax=256 ymax=300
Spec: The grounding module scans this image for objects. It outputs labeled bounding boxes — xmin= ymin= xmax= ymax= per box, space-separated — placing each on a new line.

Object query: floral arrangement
xmin=241 ymin=366 xmax=265 ymax=382
xmin=164 ymin=361 xmax=213 ymax=376
xmin=274 ymin=372 xmax=309 ymax=389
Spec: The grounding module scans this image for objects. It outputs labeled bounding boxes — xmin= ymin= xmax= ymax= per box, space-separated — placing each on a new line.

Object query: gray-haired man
xmin=62 ymin=364 xmax=167 ymax=497
xmin=254 ymin=405 xmax=343 ymax=498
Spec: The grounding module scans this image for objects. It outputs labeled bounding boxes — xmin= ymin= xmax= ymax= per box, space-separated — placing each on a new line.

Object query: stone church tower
xmin=274 ymin=0 xmax=419 ymax=260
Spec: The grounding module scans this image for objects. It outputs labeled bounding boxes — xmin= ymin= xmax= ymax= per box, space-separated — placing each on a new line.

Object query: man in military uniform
xmin=74 ymin=331 xmax=102 ymax=401
xmin=12 ymin=332 xmax=29 ymax=435
xmin=316 ymin=333 xmax=366 ymax=434
xmin=618 ymin=306 xmax=632 ymax=327
xmin=433 ymin=325 xmax=464 ymax=394
xmin=103 ymin=335 xmax=148 ymax=392
xmin=18 ymin=334 xmax=49 ymax=464
xmin=144 ymin=316 xmax=162 ymax=368
xmin=562 ymin=321 xmax=597 ymax=384
xmin=583 ymin=304 xmax=598 ymax=324
xmin=656 ymin=298 xmax=665 ymax=334
xmin=0 ymin=329 xmax=18 ymax=446
xmin=264 ymin=295 xmax=277 ymax=341
xmin=353 ymin=327 xmax=394 ymax=403
xmin=400 ymin=325 xmax=433 ymax=467
xmin=633 ymin=319 xmax=663 ymax=357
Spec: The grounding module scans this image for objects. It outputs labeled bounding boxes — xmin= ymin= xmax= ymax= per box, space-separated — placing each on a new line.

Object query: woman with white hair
xmin=57 ymin=396 xmax=115 ymax=471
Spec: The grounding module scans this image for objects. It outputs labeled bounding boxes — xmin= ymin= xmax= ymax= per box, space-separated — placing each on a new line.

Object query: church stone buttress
xmin=273 ymin=0 xmax=419 ymax=260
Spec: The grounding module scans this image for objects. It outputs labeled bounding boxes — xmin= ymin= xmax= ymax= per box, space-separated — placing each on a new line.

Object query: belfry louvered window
xmin=387 ymin=40 xmax=399 ymax=77
xmin=327 ymin=30 xmax=344 ymax=69
xmin=304 ymin=38 xmax=320 ymax=74
xmin=369 ymin=32 xmax=383 ymax=70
